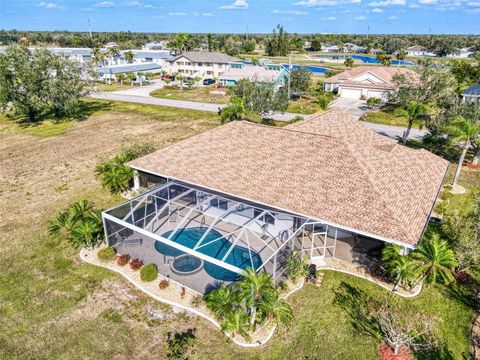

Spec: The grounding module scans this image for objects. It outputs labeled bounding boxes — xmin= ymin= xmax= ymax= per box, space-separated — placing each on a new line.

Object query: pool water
xmin=155 ymin=227 xmax=262 ymax=281
xmin=317 ymin=54 xmax=414 ymax=66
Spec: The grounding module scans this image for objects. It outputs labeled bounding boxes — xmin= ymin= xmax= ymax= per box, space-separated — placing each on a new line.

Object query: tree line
xmin=2 ymin=29 xmax=479 ymax=56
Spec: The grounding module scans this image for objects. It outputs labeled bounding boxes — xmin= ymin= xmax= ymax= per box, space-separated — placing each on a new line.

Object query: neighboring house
xmin=0 ymin=47 xmax=92 ymax=63
xmin=447 ymin=47 xmax=475 ymax=58
xmin=321 ymin=44 xmax=340 ymax=52
xmin=219 ymin=63 xmax=288 ymax=88
xmin=324 ymin=66 xmax=415 ymax=100
xmin=462 ymin=83 xmax=480 ymax=103
xmin=95 ymin=62 xmax=163 ymax=81
xmin=167 ymin=51 xmax=239 ymax=78
xmin=142 ymin=41 xmax=165 ymax=50
xmin=102 ymin=109 xmax=448 ymax=294
xmin=406 ymin=46 xmax=436 ymax=57
xmin=343 ymin=43 xmax=367 ymax=53
xmin=104 ymin=42 xmax=119 ymax=49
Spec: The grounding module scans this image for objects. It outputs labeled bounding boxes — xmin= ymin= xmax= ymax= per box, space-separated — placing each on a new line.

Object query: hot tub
xmin=170 ymin=254 xmax=204 ymax=275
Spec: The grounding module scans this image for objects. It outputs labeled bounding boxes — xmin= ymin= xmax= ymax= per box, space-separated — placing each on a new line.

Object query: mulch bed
xmin=465 ymin=162 xmax=480 ymax=170
xmin=379 ymin=343 xmax=412 ymax=360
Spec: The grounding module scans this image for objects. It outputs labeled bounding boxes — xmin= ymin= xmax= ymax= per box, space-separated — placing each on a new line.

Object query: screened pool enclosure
xmin=102 ymin=181 xmax=346 ymax=293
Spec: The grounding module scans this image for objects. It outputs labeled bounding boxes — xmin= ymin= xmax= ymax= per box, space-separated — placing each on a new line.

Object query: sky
xmin=0 ymin=0 xmax=479 ymax=34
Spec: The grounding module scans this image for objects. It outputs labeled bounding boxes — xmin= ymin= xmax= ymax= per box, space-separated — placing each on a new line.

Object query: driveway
xmin=329 ymin=98 xmax=367 ymax=118
xmin=111 ymin=80 xmax=165 ymax=96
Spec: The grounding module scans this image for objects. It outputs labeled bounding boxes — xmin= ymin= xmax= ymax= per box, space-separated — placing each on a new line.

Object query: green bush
xmin=140 ymin=263 xmax=158 ymax=282
xmin=97 ymin=247 xmax=116 ymax=262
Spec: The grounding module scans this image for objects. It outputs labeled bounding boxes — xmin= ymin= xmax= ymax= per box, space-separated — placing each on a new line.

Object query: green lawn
xmin=150 ymin=86 xmax=231 ymax=104
xmin=0 ymin=100 xmax=477 ymax=359
xmin=361 ymin=109 xmax=421 ymax=128
xmin=287 ymin=97 xmax=323 ymax=115
xmin=92 ymin=82 xmax=133 ymax=92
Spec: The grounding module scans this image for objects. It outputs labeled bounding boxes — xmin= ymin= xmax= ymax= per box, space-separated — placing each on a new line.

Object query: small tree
xmin=290 ymin=67 xmax=311 ymax=96
xmin=444 ymin=101 xmax=480 ymax=186
xmin=219 ymin=97 xmax=247 ymax=123
xmin=123 ymin=50 xmax=134 ymax=63
xmin=395 ymin=101 xmax=428 ymax=145
xmin=116 ymin=73 xmax=126 ymax=86
xmin=373 ymin=300 xmax=438 ymax=356
xmin=344 ymin=57 xmax=354 ymax=68
xmin=317 ymin=91 xmax=334 ymax=110
xmin=284 ymin=251 xmax=309 ymax=282
xmin=366 ymin=97 xmax=382 ymax=110
xmin=381 ymin=245 xmax=418 ymax=291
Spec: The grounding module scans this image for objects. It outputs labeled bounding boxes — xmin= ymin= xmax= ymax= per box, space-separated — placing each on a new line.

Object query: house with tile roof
xmin=167 ymin=51 xmax=240 ymax=78
xmin=324 ymin=66 xmax=416 ymax=100
xmin=101 ymin=109 xmax=448 ymax=293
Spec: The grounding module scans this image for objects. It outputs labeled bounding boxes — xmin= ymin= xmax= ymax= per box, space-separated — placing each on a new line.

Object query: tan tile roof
xmin=171 ymin=51 xmax=239 ymax=64
xmin=220 ymin=65 xmax=284 ymax=83
xmin=129 ymin=109 xmax=449 ymax=247
xmin=324 ymin=66 xmax=415 ymax=89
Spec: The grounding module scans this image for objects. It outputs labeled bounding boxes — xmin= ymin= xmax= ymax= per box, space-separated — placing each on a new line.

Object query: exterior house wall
xmin=167 ymin=57 xmax=229 ymax=78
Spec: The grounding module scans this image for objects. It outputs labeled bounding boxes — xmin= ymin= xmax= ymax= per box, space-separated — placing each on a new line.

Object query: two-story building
xmin=167 ymin=51 xmax=240 ymax=78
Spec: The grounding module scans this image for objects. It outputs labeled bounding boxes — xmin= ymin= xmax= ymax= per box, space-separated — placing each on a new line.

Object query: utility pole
xmin=366 ymin=25 xmax=370 ymax=41
xmin=246 ymin=25 xmax=249 ymax=41
xmin=88 ymin=19 xmax=92 ymax=39
xmin=288 ymin=54 xmax=291 ymax=100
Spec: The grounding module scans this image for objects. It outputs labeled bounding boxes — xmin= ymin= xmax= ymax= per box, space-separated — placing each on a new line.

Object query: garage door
xmin=340 ymin=87 xmax=362 ymax=99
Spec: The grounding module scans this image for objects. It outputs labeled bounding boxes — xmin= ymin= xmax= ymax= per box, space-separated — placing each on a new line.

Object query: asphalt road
xmin=89 ymin=82 xmax=428 ymax=140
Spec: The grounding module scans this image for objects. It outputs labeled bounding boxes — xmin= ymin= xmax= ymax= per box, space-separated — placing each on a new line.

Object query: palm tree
xmin=260 ymin=296 xmax=293 ymax=327
xmin=444 ymin=104 xmax=480 ymax=186
xmin=204 ymin=284 xmax=238 ymax=319
xmin=123 ymin=50 xmax=134 ymax=63
xmin=395 ymin=101 xmax=427 ymax=145
xmin=220 ymin=98 xmax=246 ymax=123
xmin=95 ymin=154 xmax=134 ymax=193
xmin=382 ymin=244 xmax=417 ymax=291
xmin=125 ymin=72 xmax=136 ymax=86
xmin=395 ymin=49 xmax=406 ymax=67
xmin=92 ymin=48 xmax=105 ymax=66
xmin=108 ymin=47 xmax=120 ymax=64
xmin=116 ymin=73 xmax=126 ymax=86
xmin=411 ymin=235 xmax=456 ymax=286
xmin=176 ymin=73 xmax=185 ymax=90
xmin=49 ymin=200 xmax=102 ymax=249
xmin=344 ymin=57 xmax=354 ymax=69
xmin=220 ymin=310 xmax=251 ymax=340
xmin=237 ymin=268 xmax=276 ymax=328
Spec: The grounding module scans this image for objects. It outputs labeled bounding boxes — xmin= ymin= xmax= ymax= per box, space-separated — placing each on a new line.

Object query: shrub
xmin=116 ymin=254 xmax=130 ymax=266
xmin=130 ymin=258 xmax=143 ymax=271
xmin=159 ymin=279 xmax=170 ymax=289
xmin=191 ymin=295 xmax=203 ymax=308
xmin=140 ymin=263 xmax=158 ymax=282
xmin=97 ymin=247 xmax=116 ymax=262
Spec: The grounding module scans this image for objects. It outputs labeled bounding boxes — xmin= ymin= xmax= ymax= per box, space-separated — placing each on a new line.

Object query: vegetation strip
xmin=80 ymin=246 xmax=305 ymax=348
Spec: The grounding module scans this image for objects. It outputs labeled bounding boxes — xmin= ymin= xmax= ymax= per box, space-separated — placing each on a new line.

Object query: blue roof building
xmin=462 ymin=83 xmax=480 ymax=102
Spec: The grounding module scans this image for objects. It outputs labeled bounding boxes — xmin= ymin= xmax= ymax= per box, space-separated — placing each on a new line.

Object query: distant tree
xmin=311 ymin=39 xmax=321 ymax=51
xmin=123 ymin=50 xmax=134 ymax=63
xmin=168 ymin=33 xmax=196 ymax=54
xmin=242 ymin=39 xmax=256 ymax=54
xmin=395 ymin=49 xmax=406 ymax=67
xmin=125 ymin=72 xmax=136 ymax=86
xmin=207 ymin=33 xmax=214 ymax=52
xmin=265 ymin=25 xmax=290 ymax=57
xmin=116 ymin=73 xmax=126 ymax=85
xmin=344 ymin=57 xmax=354 ymax=68
xmin=223 ymin=37 xmax=242 ymax=56
xmin=290 ymin=67 xmax=311 ymax=95
xmin=432 ymin=38 xmax=456 ymax=57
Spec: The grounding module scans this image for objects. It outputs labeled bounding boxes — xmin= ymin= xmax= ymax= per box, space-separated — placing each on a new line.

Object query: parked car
xmin=203 ymin=78 xmax=216 ymax=85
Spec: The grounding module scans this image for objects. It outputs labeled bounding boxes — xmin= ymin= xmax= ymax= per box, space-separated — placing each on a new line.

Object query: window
xmin=254 ymin=209 xmax=275 ymax=225
xmin=210 ymin=198 xmax=228 ymax=210
xmin=198 ymin=63 xmax=203 ymax=66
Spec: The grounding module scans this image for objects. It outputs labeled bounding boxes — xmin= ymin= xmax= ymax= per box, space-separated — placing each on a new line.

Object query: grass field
xmin=150 ymin=86 xmax=231 ymax=104
xmin=361 ymin=109 xmax=421 ymax=128
xmin=0 ymin=100 xmax=477 ymax=359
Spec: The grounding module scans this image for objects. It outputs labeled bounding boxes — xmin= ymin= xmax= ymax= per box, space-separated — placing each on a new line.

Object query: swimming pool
xmin=155 ymin=227 xmax=262 ymax=281
xmin=317 ymin=54 xmax=414 ymax=66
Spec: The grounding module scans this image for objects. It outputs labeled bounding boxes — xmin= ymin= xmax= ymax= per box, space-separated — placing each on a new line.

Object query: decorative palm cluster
xmin=204 ymin=268 xmax=294 ymax=340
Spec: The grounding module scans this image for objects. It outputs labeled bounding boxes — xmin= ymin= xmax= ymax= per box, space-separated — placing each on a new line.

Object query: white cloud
xmin=371 ymin=7 xmax=384 ymax=11
xmin=368 ymin=0 xmax=405 ymax=6
xmin=388 ymin=15 xmax=397 ymax=18
xmin=355 ymin=15 xmax=367 ymax=19
xmin=466 ymin=6 xmax=480 ymax=10
xmin=219 ymin=0 xmax=249 ymax=9
xmin=93 ymin=1 xmax=114 ymax=7
xmin=169 ymin=12 xmax=187 ymax=15
xmin=295 ymin=0 xmax=360 ymax=6
xmin=466 ymin=1 xmax=480 ymax=5
xmin=324 ymin=15 xmax=337 ymax=19
xmin=272 ymin=9 xmax=308 ymax=14
xmin=202 ymin=12 xmax=214 ymax=16
xmin=409 ymin=3 xmax=421 ymax=7
xmin=419 ymin=0 xmax=437 ymax=4
xmin=38 ymin=1 xmax=61 ymax=9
